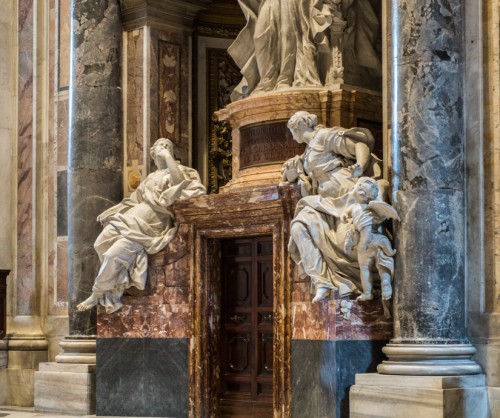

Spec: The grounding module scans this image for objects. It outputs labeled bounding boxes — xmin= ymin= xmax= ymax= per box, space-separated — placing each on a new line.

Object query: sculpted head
xmin=287 ymin=111 xmax=318 ymax=142
xmin=150 ymin=138 xmax=174 ymax=161
xmin=354 ymin=177 xmax=379 ymax=203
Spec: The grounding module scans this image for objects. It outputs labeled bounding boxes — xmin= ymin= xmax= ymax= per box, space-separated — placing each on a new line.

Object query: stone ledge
xmin=355 ymin=373 xmax=485 ymax=389
xmin=350 ymin=374 xmax=488 ymax=418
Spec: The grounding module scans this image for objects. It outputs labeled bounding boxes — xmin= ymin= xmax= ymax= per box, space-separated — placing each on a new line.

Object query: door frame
xmin=184 ymin=188 xmax=296 ymax=418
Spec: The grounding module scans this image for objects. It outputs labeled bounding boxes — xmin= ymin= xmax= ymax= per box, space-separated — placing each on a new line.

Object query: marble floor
xmin=0 ymin=407 xmax=157 ymax=418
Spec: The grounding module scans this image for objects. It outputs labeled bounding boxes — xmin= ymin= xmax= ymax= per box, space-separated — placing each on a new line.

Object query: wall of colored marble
xmin=0 ymin=0 xmax=15 ymax=272
xmin=13 ymin=0 xmax=69 ymax=343
xmin=96 ymin=183 xmax=392 ymax=417
xmin=467 ymin=0 xmax=500 ymax=415
xmin=123 ymin=26 xmax=192 ymax=197
xmin=291 ymin=281 xmax=391 ymax=417
xmin=96 ymin=225 xmax=192 ymax=417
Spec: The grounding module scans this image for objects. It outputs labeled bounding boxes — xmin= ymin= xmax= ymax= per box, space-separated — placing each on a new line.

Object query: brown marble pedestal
xmin=217 ymin=86 xmax=382 ymax=191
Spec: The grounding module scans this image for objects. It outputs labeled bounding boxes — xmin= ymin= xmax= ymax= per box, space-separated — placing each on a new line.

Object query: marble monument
xmin=229 ymin=0 xmax=382 ymax=99
xmin=281 ymin=111 xmax=396 ymax=311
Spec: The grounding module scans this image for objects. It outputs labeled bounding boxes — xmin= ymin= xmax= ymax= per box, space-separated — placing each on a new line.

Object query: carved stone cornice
xmin=119 ymin=0 xmax=212 ymax=31
xmin=194 ymin=23 xmax=242 ymax=39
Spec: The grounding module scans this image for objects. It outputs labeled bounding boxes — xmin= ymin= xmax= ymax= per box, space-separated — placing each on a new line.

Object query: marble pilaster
xmin=34 ymin=0 xmax=123 ymax=414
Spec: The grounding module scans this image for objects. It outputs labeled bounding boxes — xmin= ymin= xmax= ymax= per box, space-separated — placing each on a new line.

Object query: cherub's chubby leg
xmin=357 ymin=261 xmax=374 ymax=301
xmin=379 ymin=269 xmax=393 ymax=300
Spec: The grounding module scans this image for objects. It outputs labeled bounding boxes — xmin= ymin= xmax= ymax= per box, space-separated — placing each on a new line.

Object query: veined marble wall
xmin=5 ymin=0 xmax=71 ymax=394
xmin=0 ymin=0 xmax=15 ymax=272
xmin=468 ymin=0 xmax=500 ymax=415
xmin=123 ymin=26 xmax=192 ymax=197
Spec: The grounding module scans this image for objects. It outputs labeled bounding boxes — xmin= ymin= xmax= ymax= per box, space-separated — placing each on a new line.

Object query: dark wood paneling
xmin=220 ymin=237 xmax=273 ymax=417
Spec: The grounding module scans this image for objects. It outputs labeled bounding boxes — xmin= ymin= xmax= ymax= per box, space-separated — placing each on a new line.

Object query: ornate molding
xmin=120 ymin=0 xmax=211 ymax=31
xmin=195 ymin=23 xmax=242 ymax=39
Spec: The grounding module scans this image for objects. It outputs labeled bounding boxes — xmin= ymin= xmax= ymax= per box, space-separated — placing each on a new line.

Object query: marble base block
xmin=96 ymin=338 xmax=189 ymax=417
xmin=292 ymin=340 xmax=387 ymax=418
xmin=350 ymin=374 xmax=487 ymax=418
xmin=488 ymin=387 xmax=500 ymax=418
xmin=4 ymin=369 xmax=34 ymax=406
xmin=34 ymin=363 xmax=96 ymax=414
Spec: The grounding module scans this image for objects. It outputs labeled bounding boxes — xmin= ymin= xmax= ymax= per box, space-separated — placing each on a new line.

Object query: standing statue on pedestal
xmin=77 ymin=138 xmax=206 ymax=313
xmin=229 ymin=0 xmax=381 ymax=99
xmin=281 ymin=111 xmax=396 ymax=309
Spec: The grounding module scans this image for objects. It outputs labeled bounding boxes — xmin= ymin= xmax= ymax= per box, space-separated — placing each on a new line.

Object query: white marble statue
xmin=229 ymin=0 xmax=382 ymax=99
xmin=229 ymin=0 xmax=339 ymax=99
xmin=77 ymin=138 xmax=206 ymax=314
xmin=342 ymin=177 xmax=399 ymax=302
xmin=281 ymin=111 xmax=394 ymax=304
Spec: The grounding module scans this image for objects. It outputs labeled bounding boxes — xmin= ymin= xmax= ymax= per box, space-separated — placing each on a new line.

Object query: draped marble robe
xmin=229 ymin=0 xmax=329 ymax=99
xmin=90 ymin=165 xmax=206 ymax=313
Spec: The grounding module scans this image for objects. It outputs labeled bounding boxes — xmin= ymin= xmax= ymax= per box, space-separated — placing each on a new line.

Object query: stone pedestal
xmin=350 ymin=374 xmax=487 ymax=418
xmin=34 ymin=363 xmax=96 ymax=415
xmin=217 ymin=86 xmax=382 ymax=191
xmin=2 ymin=335 xmax=48 ymax=406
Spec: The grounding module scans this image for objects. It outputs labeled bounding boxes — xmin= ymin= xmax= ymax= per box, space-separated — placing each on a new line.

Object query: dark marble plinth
xmin=96 ymin=338 xmax=189 ymax=417
xmin=291 ymin=339 xmax=386 ymax=418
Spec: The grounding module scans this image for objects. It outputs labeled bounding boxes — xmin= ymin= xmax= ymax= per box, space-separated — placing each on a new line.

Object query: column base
xmin=34 ymin=363 xmax=96 ymax=415
xmin=54 ymin=336 xmax=96 ymax=364
xmin=33 ymin=336 xmax=96 ymax=414
xmin=350 ymin=374 xmax=487 ymax=418
xmin=2 ymin=334 xmax=48 ymax=406
xmin=377 ymin=343 xmax=482 ymax=375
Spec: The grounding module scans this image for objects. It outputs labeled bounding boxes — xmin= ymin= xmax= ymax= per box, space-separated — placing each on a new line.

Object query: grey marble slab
xmin=291 ymin=340 xmax=386 ymax=418
xmin=96 ymin=338 xmax=189 ymax=417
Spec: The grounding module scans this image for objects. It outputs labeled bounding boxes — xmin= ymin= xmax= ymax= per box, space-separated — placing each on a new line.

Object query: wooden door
xmin=219 ymin=236 xmax=274 ymax=417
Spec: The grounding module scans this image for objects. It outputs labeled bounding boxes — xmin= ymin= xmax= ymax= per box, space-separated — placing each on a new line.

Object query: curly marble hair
xmin=287 ymin=111 xmax=319 ymax=132
xmin=355 ymin=177 xmax=380 ymax=201
xmin=150 ymin=138 xmax=174 ymax=160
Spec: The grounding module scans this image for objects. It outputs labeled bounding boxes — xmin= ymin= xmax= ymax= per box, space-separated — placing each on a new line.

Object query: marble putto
xmin=281 ymin=111 xmax=396 ymax=308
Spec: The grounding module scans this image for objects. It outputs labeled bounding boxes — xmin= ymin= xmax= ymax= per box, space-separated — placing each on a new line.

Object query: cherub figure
xmin=341 ymin=177 xmax=400 ymax=302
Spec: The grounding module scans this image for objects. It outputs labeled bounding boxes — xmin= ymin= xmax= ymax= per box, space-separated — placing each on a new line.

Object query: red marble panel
xmin=17 ymin=0 xmax=34 ymax=316
xmin=126 ymin=29 xmax=144 ymax=166
xmin=158 ymin=40 xmax=180 ymax=143
xmin=97 ymin=228 xmax=192 ymax=338
xmin=58 ymin=0 xmax=71 ymax=90
xmin=153 ymin=29 xmax=190 ymax=165
xmin=291 ymin=286 xmax=392 ymax=341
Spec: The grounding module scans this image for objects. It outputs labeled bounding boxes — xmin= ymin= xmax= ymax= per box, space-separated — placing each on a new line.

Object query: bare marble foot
xmin=356 ymin=292 xmax=374 ymax=301
xmin=312 ymin=287 xmax=330 ymax=303
xmin=76 ymin=293 xmax=98 ymax=311
xmin=349 ymin=163 xmax=364 ymax=178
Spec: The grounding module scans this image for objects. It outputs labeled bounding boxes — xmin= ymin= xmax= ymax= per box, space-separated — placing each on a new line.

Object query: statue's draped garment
xmin=93 ymin=165 xmax=206 ymax=313
xmin=288 ymin=126 xmax=381 ymax=295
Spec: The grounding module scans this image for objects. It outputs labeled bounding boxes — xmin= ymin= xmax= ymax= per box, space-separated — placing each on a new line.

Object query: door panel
xmin=220 ymin=236 xmax=274 ymax=417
